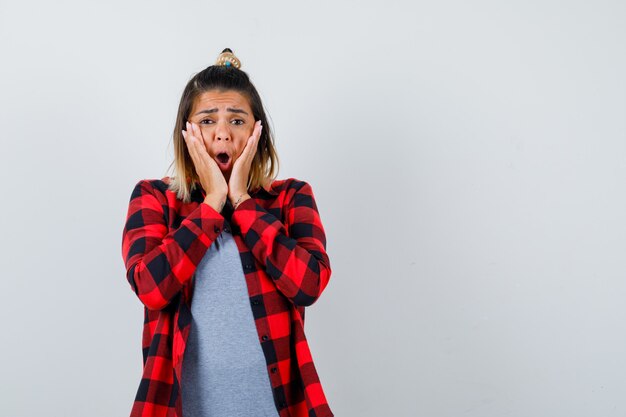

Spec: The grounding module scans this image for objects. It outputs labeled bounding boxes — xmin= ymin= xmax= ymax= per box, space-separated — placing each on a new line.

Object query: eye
xmin=198 ymin=119 xmax=244 ymax=125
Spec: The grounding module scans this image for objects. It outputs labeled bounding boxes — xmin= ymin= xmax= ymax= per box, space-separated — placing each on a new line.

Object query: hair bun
xmin=215 ymin=48 xmax=241 ymax=69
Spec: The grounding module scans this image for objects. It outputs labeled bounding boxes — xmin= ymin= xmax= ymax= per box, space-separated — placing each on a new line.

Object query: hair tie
xmin=215 ymin=47 xmax=241 ymax=69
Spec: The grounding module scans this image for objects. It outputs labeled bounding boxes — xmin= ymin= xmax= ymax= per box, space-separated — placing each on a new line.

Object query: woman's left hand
xmin=228 ymin=120 xmax=263 ymax=204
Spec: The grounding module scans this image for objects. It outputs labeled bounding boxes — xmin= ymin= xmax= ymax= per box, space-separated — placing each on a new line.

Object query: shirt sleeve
xmin=231 ymin=180 xmax=331 ymax=307
xmin=121 ymin=179 xmax=225 ymax=310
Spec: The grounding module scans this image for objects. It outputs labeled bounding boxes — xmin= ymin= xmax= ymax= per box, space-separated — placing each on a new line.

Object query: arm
xmin=231 ymin=180 xmax=331 ymax=307
xmin=121 ymin=179 xmax=225 ymax=310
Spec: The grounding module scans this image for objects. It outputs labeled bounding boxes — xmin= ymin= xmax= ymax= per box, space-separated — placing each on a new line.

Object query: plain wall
xmin=1 ymin=0 xmax=624 ymax=416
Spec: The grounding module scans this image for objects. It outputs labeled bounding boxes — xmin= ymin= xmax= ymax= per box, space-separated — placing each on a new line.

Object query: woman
xmin=121 ymin=48 xmax=334 ymax=417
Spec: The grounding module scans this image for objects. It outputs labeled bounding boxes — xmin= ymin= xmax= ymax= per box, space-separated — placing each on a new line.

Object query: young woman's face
xmin=187 ymin=89 xmax=256 ymax=179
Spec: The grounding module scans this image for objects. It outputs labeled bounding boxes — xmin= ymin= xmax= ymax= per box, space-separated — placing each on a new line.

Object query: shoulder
xmin=127 ymin=177 xmax=184 ymax=209
xmin=244 ymin=178 xmax=319 ymax=213
xmin=129 ymin=177 xmax=170 ymax=197
xmin=259 ymin=177 xmax=318 ymax=206
xmin=267 ymin=178 xmax=322 ymax=215
xmin=263 ymin=177 xmax=313 ymax=195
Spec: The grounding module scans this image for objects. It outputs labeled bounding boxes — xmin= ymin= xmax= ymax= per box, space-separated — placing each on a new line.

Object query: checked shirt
xmin=121 ymin=176 xmax=334 ymax=417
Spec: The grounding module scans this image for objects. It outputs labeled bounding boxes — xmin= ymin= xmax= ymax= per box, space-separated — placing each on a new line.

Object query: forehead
xmin=191 ymin=90 xmax=252 ymax=114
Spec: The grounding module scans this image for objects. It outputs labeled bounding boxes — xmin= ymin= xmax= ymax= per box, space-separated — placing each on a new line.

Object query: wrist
xmin=231 ymin=192 xmax=251 ymax=209
xmin=204 ymin=194 xmax=227 ymax=213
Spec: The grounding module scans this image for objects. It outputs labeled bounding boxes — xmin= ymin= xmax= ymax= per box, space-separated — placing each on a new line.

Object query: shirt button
xmin=279 ymin=401 xmax=286 ymax=408
xmin=252 ymin=299 xmax=260 ymax=305
xmin=213 ymin=225 xmax=220 ymax=233
xmin=271 ymin=367 xmax=277 ymax=373
xmin=262 ymin=335 xmax=269 ymax=341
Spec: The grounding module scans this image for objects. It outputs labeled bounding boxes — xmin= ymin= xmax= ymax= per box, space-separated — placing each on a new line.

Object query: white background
xmin=1 ymin=0 xmax=624 ymax=416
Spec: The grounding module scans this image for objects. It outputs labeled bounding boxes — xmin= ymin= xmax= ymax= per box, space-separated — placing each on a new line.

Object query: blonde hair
xmin=165 ymin=65 xmax=279 ymax=203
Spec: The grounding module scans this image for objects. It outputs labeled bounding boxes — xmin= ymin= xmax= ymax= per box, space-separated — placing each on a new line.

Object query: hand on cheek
xmin=228 ymin=120 xmax=263 ymax=204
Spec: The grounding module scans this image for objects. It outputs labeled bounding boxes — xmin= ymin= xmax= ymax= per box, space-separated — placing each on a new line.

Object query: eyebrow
xmin=194 ymin=107 xmax=249 ymax=116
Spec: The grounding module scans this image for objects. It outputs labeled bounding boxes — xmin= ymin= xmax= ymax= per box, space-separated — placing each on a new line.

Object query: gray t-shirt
xmin=181 ymin=217 xmax=279 ymax=417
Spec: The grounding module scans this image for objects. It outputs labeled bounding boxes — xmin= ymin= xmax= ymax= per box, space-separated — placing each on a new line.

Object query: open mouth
xmin=215 ymin=152 xmax=231 ymax=167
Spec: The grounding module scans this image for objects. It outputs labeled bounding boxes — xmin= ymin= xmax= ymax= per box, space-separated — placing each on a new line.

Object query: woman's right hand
xmin=182 ymin=121 xmax=228 ymax=212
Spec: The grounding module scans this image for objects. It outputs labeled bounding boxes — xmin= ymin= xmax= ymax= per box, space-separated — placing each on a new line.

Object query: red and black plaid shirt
xmin=121 ymin=176 xmax=334 ymax=417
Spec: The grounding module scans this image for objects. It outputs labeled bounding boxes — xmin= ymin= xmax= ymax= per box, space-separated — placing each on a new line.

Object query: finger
xmin=182 ymin=124 xmax=194 ymax=155
xmin=183 ymin=123 xmax=197 ymax=155
xmin=187 ymin=122 xmax=208 ymax=158
xmin=188 ymin=121 xmax=199 ymax=143
xmin=247 ymin=121 xmax=263 ymax=160
xmin=244 ymin=121 xmax=262 ymax=156
xmin=188 ymin=121 xmax=197 ymax=142
xmin=183 ymin=134 xmax=201 ymax=173
xmin=239 ymin=134 xmax=256 ymax=165
xmin=183 ymin=123 xmax=205 ymax=168
xmin=191 ymin=121 xmax=205 ymax=143
xmin=184 ymin=121 xmax=196 ymax=146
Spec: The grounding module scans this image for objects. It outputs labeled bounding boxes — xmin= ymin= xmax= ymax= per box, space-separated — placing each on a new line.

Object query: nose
xmin=214 ymin=120 xmax=231 ymax=141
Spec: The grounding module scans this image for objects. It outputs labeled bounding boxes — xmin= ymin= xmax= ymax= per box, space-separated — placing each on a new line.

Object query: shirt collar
xmin=188 ymin=179 xmax=279 ymax=201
